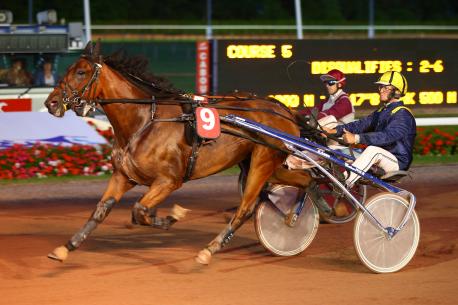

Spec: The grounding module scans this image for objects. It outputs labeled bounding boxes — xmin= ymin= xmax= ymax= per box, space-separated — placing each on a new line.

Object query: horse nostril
xmin=50 ymin=100 xmax=58 ymax=107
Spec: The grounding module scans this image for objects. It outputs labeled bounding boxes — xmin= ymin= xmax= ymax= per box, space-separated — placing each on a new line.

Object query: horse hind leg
xmin=196 ymin=147 xmax=283 ymax=265
xmin=131 ymin=201 xmax=189 ymax=230
xmin=48 ymin=172 xmax=136 ymax=262
xmin=131 ymin=180 xmax=190 ymax=230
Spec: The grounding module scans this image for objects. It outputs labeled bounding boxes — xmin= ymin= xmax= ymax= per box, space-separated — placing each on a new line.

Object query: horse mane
xmin=265 ymin=96 xmax=294 ymax=115
xmin=103 ymin=49 xmax=183 ymax=98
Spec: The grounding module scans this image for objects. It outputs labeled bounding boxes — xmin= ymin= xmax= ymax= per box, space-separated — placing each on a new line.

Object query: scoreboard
xmin=211 ymin=39 xmax=458 ymax=109
xmin=0 ymin=34 xmax=68 ymax=53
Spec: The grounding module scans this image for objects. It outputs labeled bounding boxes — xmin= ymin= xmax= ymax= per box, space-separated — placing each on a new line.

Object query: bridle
xmin=59 ymin=56 xmax=102 ymax=112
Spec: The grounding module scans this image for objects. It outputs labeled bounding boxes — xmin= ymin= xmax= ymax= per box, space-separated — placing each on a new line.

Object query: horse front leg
xmin=131 ymin=179 xmax=190 ymax=230
xmin=196 ymin=147 xmax=283 ymax=265
xmin=47 ymin=172 xmax=136 ymax=262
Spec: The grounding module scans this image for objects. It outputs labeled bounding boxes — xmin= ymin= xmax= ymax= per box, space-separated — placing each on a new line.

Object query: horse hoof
xmin=124 ymin=221 xmax=135 ymax=229
xmin=171 ymin=204 xmax=191 ymax=220
xmin=195 ymin=249 xmax=212 ymax=265
xmin=47 ymin=246 xmax=68 ymax=262
xmin=334 ymin=201 xmax=350 ymax=217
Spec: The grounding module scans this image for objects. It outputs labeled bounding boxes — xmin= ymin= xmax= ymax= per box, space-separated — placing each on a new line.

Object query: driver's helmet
xmin=320 ymin=69 xmax=346 ymax=87
xmin=375 ymin=71 xmax=408 ymax=97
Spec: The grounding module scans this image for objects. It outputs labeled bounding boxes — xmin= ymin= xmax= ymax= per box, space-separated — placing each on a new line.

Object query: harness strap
xmin=183 ymin=104 xmax=201 ymax=182
xmin=183 ymin=130 xmax=201 ymax=182
xmin=153 ymin=114 xmax=194 ymax=122
xmin=98 ymin=99 xmax=296 ymax=124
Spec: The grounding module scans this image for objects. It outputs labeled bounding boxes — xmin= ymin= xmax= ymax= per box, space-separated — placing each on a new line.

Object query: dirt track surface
xmin=0 ymin=165 xmax=457 ymax=305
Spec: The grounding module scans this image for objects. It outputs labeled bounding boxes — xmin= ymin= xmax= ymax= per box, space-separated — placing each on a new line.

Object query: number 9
xmin=200 ymin=108 xmax=215 ymax=130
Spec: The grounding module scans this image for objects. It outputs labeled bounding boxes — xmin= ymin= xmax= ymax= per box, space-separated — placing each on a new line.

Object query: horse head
xmin=45 ymin=40 xmax=103 ymax=117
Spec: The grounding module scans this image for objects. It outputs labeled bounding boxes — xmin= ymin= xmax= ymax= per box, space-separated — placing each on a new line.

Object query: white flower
xmin=48 ymin=160 xmax=60 ymax=167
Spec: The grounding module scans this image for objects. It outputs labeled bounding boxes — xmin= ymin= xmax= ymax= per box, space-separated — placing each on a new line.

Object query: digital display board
xmin=0 ymin=34 xmax=68 ymax=53
xmin=213 ymin=39 xmax=458 ymax=109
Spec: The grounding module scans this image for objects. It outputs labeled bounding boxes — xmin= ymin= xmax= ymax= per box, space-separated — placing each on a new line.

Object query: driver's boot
xmin=306 ymin=181 xmax=332 ymax=216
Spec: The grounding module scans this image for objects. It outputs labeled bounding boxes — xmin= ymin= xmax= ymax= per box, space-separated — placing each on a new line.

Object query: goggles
xmin=325 ymin=80 xmax=338 ymax=86
xmin=378 ymin=85 xmax=394 ymax=92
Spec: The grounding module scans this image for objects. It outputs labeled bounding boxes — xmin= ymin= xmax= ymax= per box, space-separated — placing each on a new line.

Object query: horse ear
xmin=93 ymin=39 xmax=102 ymax=60
xmin=83 ymin=41 xmax=93 ymax=56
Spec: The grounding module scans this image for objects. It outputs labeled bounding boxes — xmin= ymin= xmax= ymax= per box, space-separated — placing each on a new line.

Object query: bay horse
xmin=44 ymin=41 xmax=312 ymax=265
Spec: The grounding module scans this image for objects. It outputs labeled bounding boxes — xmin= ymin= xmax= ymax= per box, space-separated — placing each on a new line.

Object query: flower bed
xmin=414 ymin=127 xmax=458 ymax=156
xmin=0 ymin=124 xmax=115 ymax=180
xmin=0 ymin=144 xmax=113 ymax=180
xmin=1 ymin=124 xmax=457 ymax=180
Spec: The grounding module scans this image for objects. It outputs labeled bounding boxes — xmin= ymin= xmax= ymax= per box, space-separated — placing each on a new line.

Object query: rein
xmin=57 ymin=55 xmax=297 ymax=124
xmin=96 ymin=98 xmax=297 ymax=124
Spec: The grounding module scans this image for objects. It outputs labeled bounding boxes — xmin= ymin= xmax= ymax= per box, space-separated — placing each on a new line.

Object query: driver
xmin=324 ymin=71 xmax=416 ymax=187
xmin=287 ymin=69 xmax=355 ymax=169
xmin=299 ymin=68 xmax=354 ymax=129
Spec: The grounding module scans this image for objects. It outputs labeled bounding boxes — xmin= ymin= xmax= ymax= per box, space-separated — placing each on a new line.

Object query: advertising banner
xmin=0 ymin=98 xmax=32 ymax=112
xmin=0 ymin=112 xmax=107 ymax=149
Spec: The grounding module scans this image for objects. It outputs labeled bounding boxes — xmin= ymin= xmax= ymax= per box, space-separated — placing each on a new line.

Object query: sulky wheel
xmin=255 ymin=185 xmax=319 ymax=257
xmin=353 ymin=192 xmax=420 ymax=273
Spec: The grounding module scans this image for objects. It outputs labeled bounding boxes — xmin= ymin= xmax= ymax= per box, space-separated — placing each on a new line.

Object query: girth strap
xmin=183 ymin=128 xmax=201 ymax=182
xmin=182 ymin=103 xmax=201 ymax=182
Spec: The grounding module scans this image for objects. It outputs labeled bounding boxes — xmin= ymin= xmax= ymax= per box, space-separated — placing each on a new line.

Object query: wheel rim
xmin=255 ymin=185 xmax=319 ymax=256
xmin=354 ymin=194 xmax=420 ymax=273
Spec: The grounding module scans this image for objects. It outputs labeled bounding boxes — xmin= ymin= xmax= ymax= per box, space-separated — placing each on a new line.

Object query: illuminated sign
xmin=213 ymin=39 xmax=458 ymax=109
xmin=269 ymin=91 xmax=457 ymax=108
xmin=309 ymin=59 xmax=444 ymax=74
xmin=226 ymin=44 xmax=294 ymax=59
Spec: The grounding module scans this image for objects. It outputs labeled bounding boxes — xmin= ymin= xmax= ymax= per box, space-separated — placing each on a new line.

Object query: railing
xmin=88 ymin=24 xmax=458 ymax=39
xmin=89 ymin=24 xmax=458 ymax=31
xmin=416 ymin=117 xmax=458 ymax=126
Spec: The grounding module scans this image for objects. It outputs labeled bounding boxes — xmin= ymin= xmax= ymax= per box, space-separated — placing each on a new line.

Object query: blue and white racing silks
xmin=335 ymin=101 xmax=416 ymax=170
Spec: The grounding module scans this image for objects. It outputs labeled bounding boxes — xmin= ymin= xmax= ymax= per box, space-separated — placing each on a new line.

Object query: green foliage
xmin=2 ymin=0 xmax=458 ymax=24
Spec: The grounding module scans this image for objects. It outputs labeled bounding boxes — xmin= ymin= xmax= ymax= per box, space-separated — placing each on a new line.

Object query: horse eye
xmin=77 ymin=70 xmax=86 ymax=75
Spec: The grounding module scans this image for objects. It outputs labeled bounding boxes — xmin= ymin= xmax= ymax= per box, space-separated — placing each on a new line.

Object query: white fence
xmin=416 ymin=117 xmax=458 ymax=126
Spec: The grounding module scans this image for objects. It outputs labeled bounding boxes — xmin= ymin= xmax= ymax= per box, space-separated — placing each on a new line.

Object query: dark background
xmin=215 ymin=39 xmax=458 ymax=108
xmin=1 ymin=0 xmax=458 ymax=24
